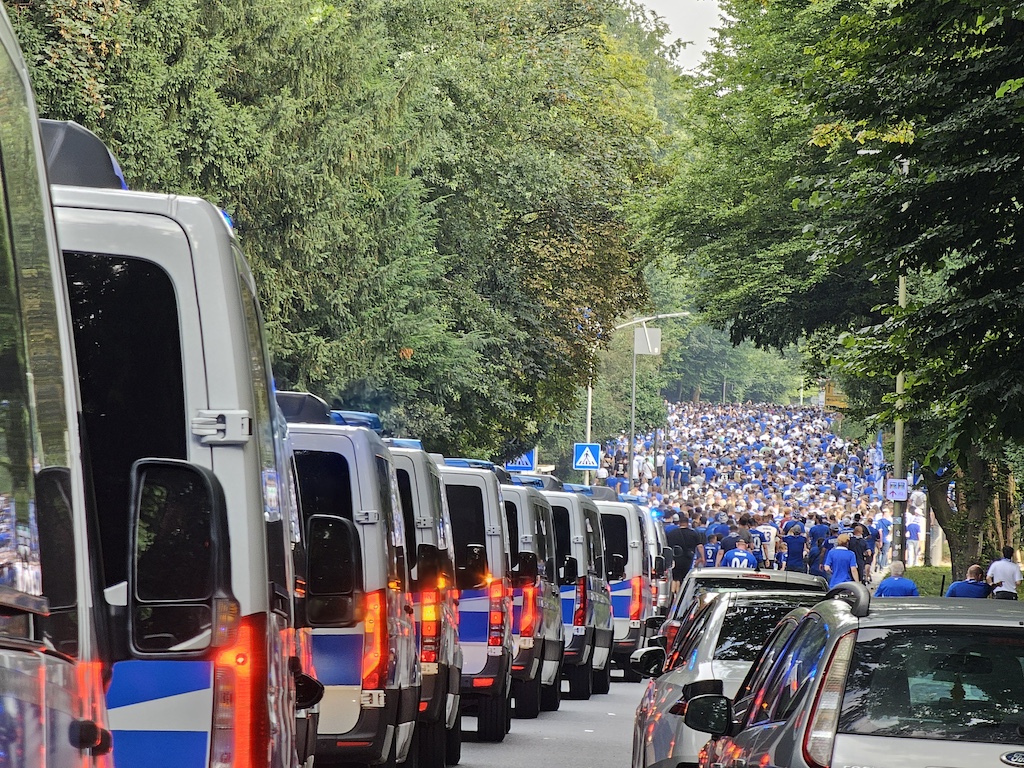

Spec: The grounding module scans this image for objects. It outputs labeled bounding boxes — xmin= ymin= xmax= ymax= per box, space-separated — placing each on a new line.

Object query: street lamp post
xmin=585 ymin=312 xmax=690 ymax=490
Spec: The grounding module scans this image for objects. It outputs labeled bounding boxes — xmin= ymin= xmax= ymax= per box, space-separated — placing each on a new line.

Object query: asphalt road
xmin=461 ymin=675 xmax=646 ymax=768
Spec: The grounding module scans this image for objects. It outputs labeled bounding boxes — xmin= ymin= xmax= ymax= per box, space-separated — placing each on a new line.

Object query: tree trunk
xmin=926 ymin=441 xmax=993 ymax=581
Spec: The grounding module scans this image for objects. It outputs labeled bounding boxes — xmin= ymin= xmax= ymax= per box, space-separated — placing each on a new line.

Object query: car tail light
xmin=664 ymin=621 xmax=679 ymax=649
xmin=421 ymin=588 xmax=441 ymax=664
xmin=488 ymin=579 xmax=506 ymax=646
xmin=362 ymin=589 xmax=388 ymax=689
xmin=629 ymin=576 xmax=644 ymax=622
xmin=211 ymin=614 xmax=271 ymax=768
xmin=573 ymin=577 xmax=587 ymax=627
xmin=803 ymin=631 xmax=856 ymax=768
xmin=520 ymin=584 xmax=538 ymax=637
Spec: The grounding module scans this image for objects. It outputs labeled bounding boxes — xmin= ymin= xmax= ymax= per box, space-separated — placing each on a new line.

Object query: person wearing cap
xmin=874 ymin=561 xmax=920 ymax=597
xmin=945 ymin=564 xmax=993 ymax=598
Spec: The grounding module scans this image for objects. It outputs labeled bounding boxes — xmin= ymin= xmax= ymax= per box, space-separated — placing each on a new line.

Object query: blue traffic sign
xmin=505 ymin=448 xmax=537 ymax=472
xmin=573 ymin=443 xmax=601 ymax=471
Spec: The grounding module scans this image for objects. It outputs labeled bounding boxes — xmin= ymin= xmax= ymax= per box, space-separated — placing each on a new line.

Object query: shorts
xmin=994 ymin=591 xmax=1018 ymax=600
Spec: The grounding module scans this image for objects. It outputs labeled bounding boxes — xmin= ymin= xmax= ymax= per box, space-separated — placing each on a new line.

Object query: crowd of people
xmin=596 ymin=401 xmax=1020 ymax=599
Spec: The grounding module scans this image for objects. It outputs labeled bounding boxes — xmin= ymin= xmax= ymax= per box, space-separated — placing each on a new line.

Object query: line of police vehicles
xmin=0 ymin=7 xmax=676 ymax=766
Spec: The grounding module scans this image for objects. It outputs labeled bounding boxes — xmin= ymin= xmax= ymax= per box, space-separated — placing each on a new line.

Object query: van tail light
xmin=573 ymin=577 xmax=587 ymax=626
xmin=362 ymin=590 xmax=389 ymax=689
xmin=488 ymin=579 xmax=506 ymax=646
xmin=629 ymin=576 xmax=644 ymax=622
xmin=211 ymin=613 xmax=271 ymax=768
xmin=802 ymin=631 xmax=856 ymax=768
xmin=420 ymin=589 xmax=441 ymax=664
xmin=520 ymin=584 xmax=538 ymax=638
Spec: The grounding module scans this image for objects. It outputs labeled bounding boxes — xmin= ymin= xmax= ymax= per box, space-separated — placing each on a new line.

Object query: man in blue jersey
xmin=824 ymin=533 xmax=859 ymax=589
xmin=945 ymin=564 xmax=993 ymax=598
xmin=783 ymin=525 xmax=807 ymax=573
xmin=722 ymin=539 xmax=758 ymax=569
xmin=874 ymin=561 xmax=920 ymax=597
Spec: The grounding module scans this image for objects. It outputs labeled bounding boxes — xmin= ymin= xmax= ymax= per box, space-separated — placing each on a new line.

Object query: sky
xmin=641 ymin=0 xmax=722 ymax=70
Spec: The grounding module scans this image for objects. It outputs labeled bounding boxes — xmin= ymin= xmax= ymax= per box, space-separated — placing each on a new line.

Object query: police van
xmin=500 ymin=484 xmax=565 ymax=716
xmin=0 ymin=11 xmax=111 ymax=762
xmin=438 ymin=465 xmax=513 ymax=743
xmin=594 ymin=500 xmax=654 ymax=680
xmin=286 ymin=419 xmax=421 ymax=767
xmin=542 ymin=490 xmax=614 ymax=700
xmin=388 ymin=446 xmax=464 ymax=767
xmin=54 ymin=173 xmax=322 ymax=766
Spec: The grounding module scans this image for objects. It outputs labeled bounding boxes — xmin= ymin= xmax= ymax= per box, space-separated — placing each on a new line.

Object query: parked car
xmin=440 ymin=465 xmax=514 ymax=742
xmin=632 ymin=591 xmax=825 ymax=768
xmin=595 ymin=500 xmax=655 ymax=681
xmin=543 ymin=490 xmax=615 ymax=698
xmin=501 ymin=484 xmax=565 ymax=715
xmin=686 ymin=584 xmax=1024 ymax=768
xmin=660 ymin=567 xmax=827 ymax=649
xmin=390 ymin=446 xmax=464 ymax=766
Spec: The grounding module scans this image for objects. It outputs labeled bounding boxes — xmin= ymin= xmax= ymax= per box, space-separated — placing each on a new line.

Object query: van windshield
xmin=446 ymin=484 xmax=489 ymax=590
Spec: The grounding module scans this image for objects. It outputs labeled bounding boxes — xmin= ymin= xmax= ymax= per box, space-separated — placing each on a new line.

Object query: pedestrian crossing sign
xmin=573 ymin=443 xmax=601 ymax=471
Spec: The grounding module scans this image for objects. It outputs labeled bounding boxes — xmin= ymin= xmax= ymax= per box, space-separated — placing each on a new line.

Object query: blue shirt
xmin=722 ymin=549 xmax=758 ymax=569
xmin=907 ymin=522 xmax=921 ymax=541
xmin=945 ymin=579 xmax=991 ymax=598
xmin=874 ymin=576 xmax=920 ymax=597
xmin=824 ymin=547 xmax=859 ymax=588
xmin=783 ymin=535 xmax=806 ymax=569
xmin=702 ymin=543 xmax=720 ymax=567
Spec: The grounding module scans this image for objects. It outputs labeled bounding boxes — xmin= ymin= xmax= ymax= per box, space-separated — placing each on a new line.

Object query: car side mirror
xmin=683 ymin=694 xmax=733 ymax=738
xmin=561 ymin=556 xmax=579 ymax=585
xmin=295 ymin=671 xmax=325 ymax=710
xmin=682 ymin=679 xmax=724 ymax=700
xmin=650 ymin=635 xmax=667 ymax=649
xmin=128 ymin=459 xmax=232 ymax=655
xmin=645 ymin=615 xmax=666 ymax=631
xmin=306 ymin=515 xmax=363 ymax=626
xmin=629 ymin=646 xmax=666 ymax=678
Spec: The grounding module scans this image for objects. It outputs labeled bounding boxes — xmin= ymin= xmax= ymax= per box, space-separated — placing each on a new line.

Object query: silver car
xmin=631 ymin=590 xmax=825 ymax=768
xmin=686 ymin=582 xmax=1024 ymax=768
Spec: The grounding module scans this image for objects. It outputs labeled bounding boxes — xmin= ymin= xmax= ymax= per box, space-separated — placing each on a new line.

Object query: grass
xmin=904 ymin=565 xmax=954 ymax=596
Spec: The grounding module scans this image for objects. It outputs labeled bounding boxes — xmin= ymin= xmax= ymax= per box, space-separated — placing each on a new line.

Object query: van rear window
xmin=446 ymin=484 xmax=488 ymax=590
xmin=294 ymin=450 xmax=355 ymax=523
xmin=552 ymin=505 xmax=571 ymax=566
xmin=503 ymin=500 xmax=520 ymax=559
xmin=602 ymin=514 xmax=629 ymax=566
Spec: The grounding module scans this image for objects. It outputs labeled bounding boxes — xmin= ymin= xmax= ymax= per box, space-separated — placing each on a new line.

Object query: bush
xmin=904 ymin=566 xmax=953 ymax=596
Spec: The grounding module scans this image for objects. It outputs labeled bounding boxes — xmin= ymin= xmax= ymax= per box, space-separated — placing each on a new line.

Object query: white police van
xmin=595 ymin=500 xmax=654 ymax=681
xmin=500 ymin=484 xmax=564 ymax=716
xmin=54 ymin=176 xmax=322 ymax=767
xmin=542 ymin=490 xmax=614 ymax=700
xmin=389 ymin=445 xmax=464 ymax=767
xmin=0 ymin=10 xmax=111 ymax=762
xmin=286 ymin=419 xmax=420 ymax=767
xmin=438 ymin=465 xmax=513 ymax=743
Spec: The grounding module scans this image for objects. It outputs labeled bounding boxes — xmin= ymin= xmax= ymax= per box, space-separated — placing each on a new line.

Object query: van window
xmin=65 ymin=253 xmax=187 ymax=592
xmin=552 ymin=505 xmax=571 ymax=568
xmin=503 ymin=500 xmax=520 ymax=559
xmin=395 ymin=467 xmax=420 ymax=578
xmin=236 ymin=270 xmax=289 ymax=600
xmin=294 ymin=450 xmax=355 ymax=523
xmin=446 ymin=483 xmax=489 ymax=590
xmin=532 ymin=504 xmax=549 ymax=562
xmin=375 ymin=456 xmax=405 ymax=589
xmin=585 ymin=508 xmax=605 ymax=576
xmin=602 ymin=514 xmax=629 ymax=570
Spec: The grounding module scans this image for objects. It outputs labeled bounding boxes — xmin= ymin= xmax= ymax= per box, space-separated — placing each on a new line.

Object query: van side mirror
xmin=653 ymin=555 xmax=666 ymax=578
xmin=458 ymin=543 xmax=489 ymax=589
xmin=417 ymin=543 xmax=441 ymax=584
xmin=128 ymin=459 xmax=232 ymax=655
xmin=608 ymin=553 xmax=626 ymax=581
xmin=673 ymin=545 xmax=684 ymax=558
xmin=560 ymin=556 xmax=579 ymax=585
xmin=683 ymin=694 xmax=733 ymax=738
xmin=515 ymin=552 xmax=539 ymax=587
xmin=662 ymin=546 xmax=675 ymax=570
xmin=306 ymin=515 xmax=363 ymax=626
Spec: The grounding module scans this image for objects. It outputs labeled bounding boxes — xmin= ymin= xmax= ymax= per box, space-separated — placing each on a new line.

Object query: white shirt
xmin=987 ymin=558 xmax=1022 ymax=594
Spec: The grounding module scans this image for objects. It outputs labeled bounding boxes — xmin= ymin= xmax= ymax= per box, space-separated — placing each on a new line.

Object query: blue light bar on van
xmin=330 ymin=410 xmax=384 ymax=435
xmin=387 ymin=438 xmax=423 ymax=449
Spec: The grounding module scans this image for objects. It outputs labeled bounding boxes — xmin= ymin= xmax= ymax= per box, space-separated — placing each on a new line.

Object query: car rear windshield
xmin=838 ymin=626 xmax=1024 ymax=743
xmin=714 ymin=598 xmax=821 ymax=661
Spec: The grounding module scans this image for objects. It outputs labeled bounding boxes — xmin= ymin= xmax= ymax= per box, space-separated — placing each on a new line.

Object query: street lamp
xmin=584 ymin=312 xmax=691 ymax=486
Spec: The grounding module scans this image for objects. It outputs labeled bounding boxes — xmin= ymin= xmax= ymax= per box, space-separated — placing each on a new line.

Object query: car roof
xmin=687 ymin=567 xmax=827 ymax=585
xmin=822 ymin=595 xmax=1024 ymax=629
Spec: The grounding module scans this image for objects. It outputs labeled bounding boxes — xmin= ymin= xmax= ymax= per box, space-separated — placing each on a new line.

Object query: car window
xmin=736 ymin=618 xmax=800 ymax=706
xmin=838 ymin=626 xmax=1024 ymax=743
xmin=714 ymin=601 xmax=814 ymax=662
xmin=667 ymin=601 xmax=716 ymax=670
xmin=749 ymin=617 xmax=827 ymax=725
